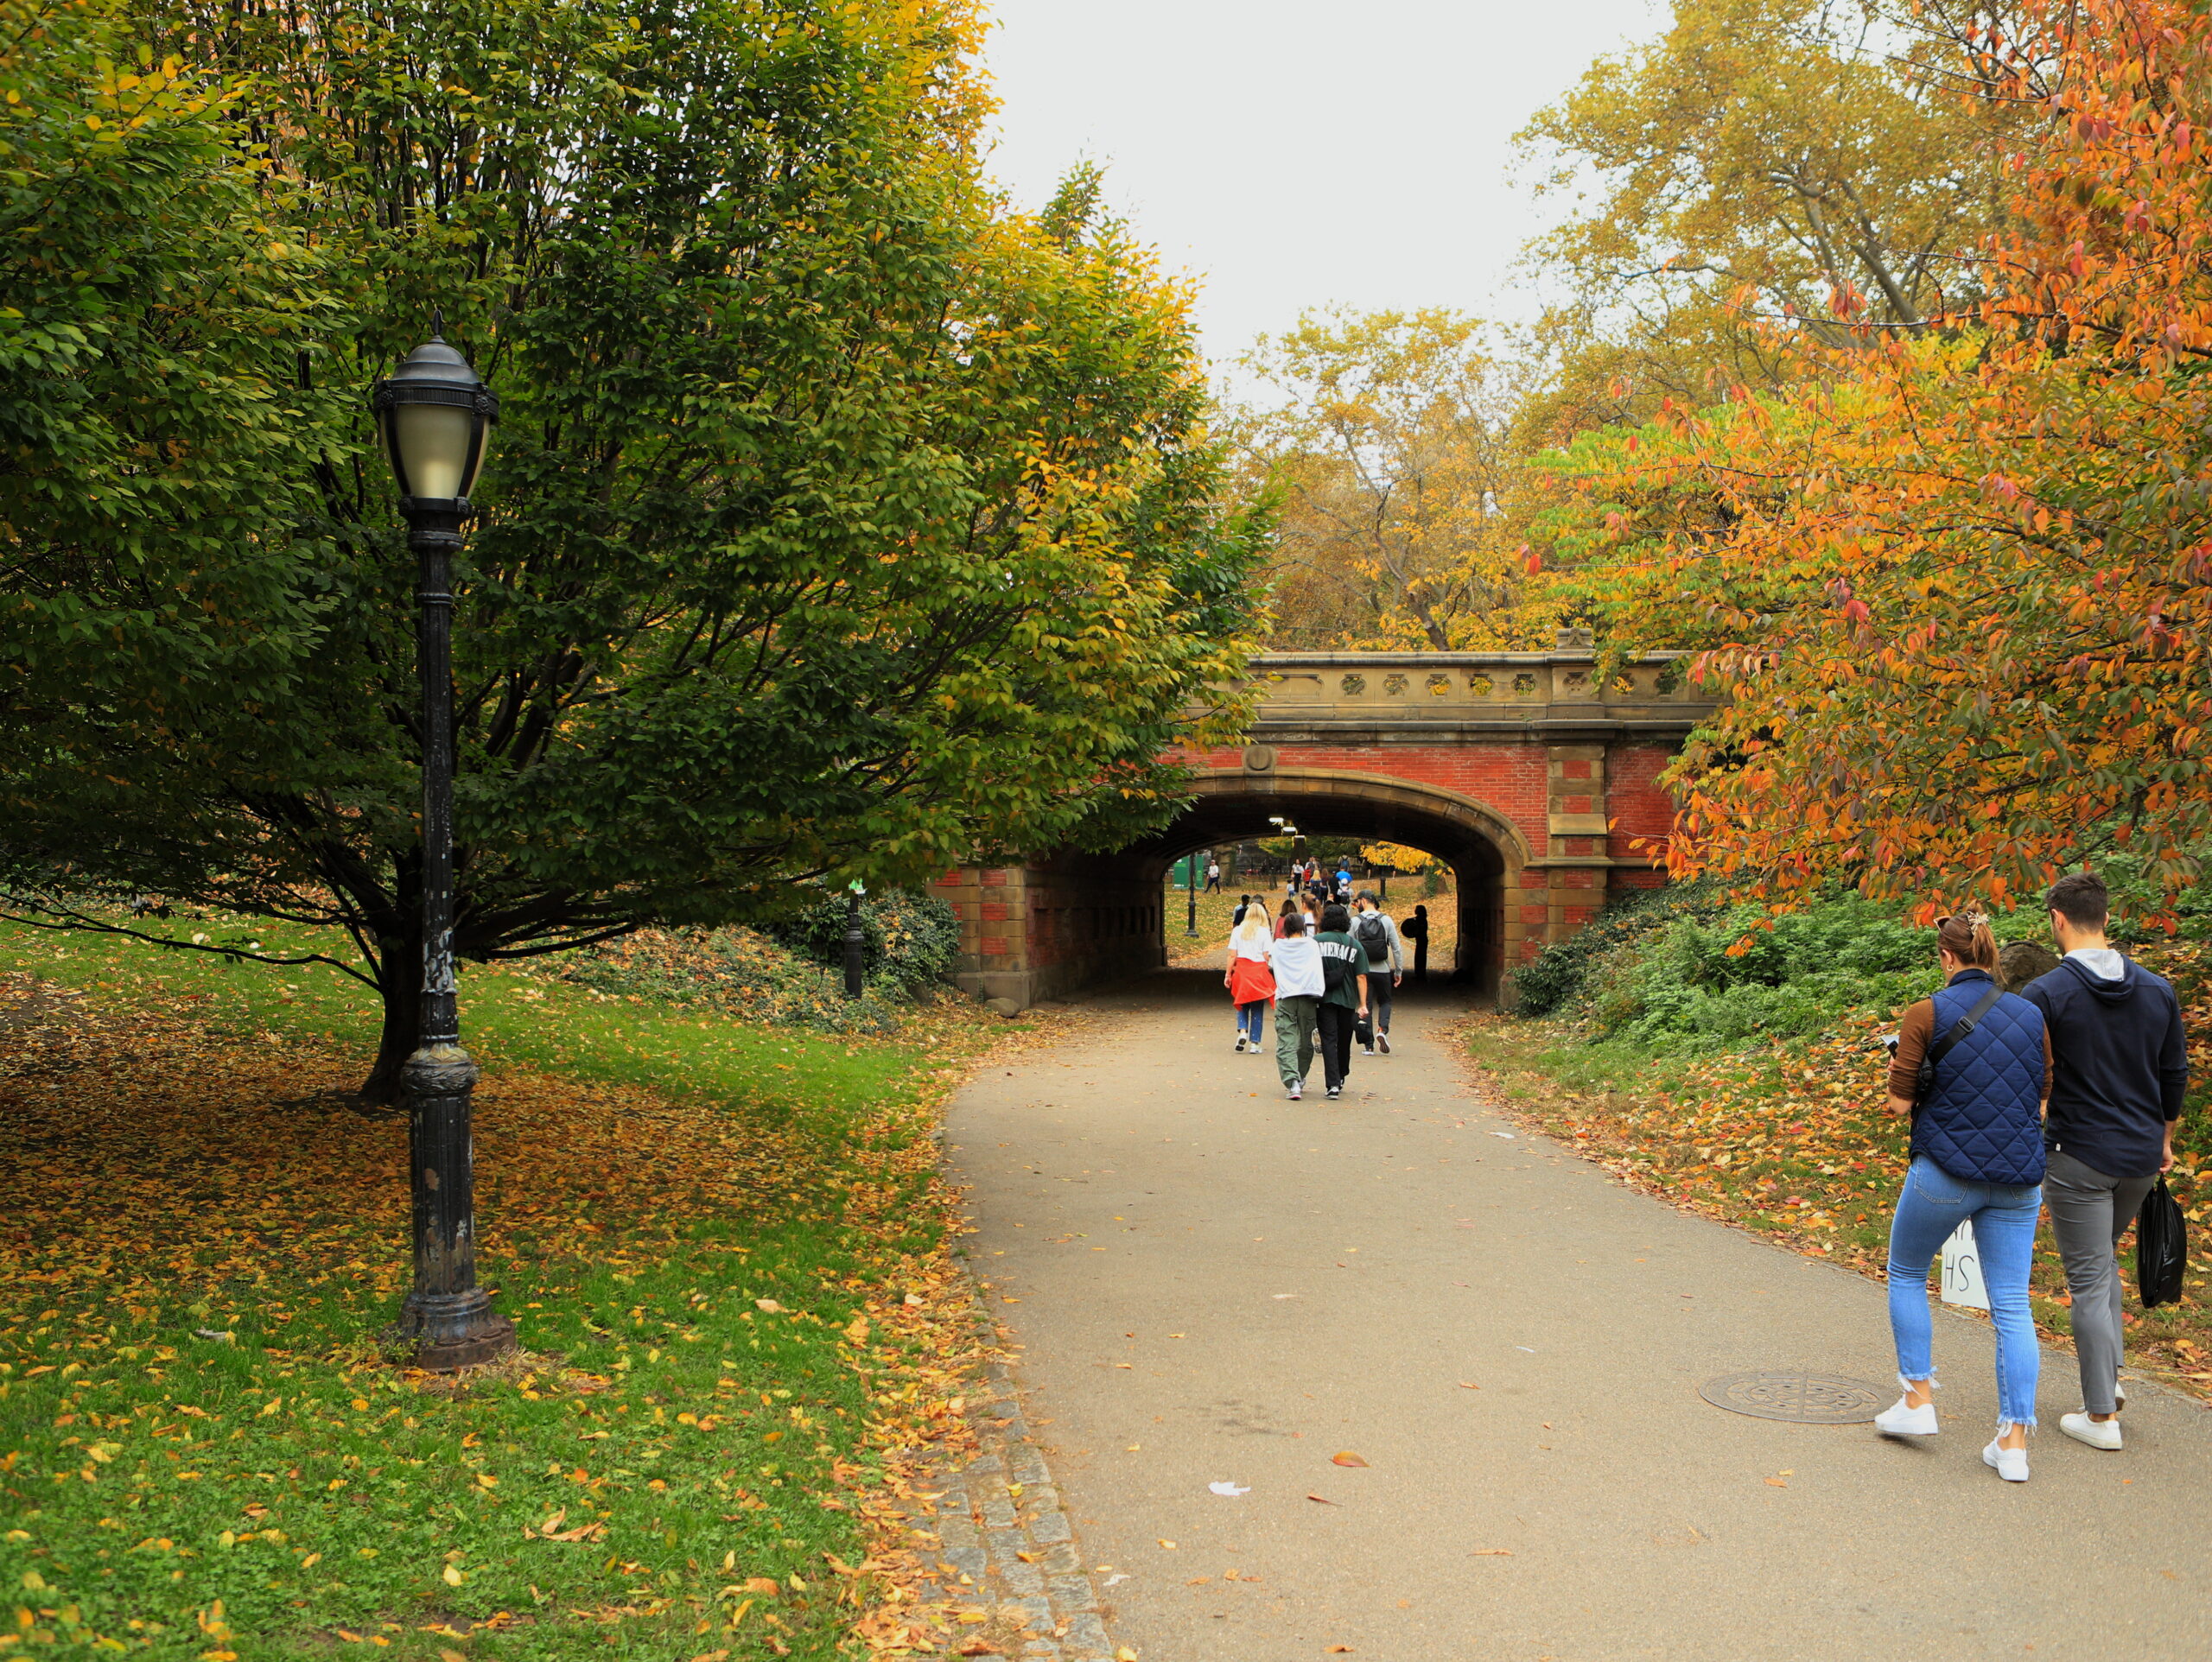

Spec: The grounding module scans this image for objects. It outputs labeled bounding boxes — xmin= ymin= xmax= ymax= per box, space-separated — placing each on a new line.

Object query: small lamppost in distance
xmin=843 ymin=879 xmax=867 ymax=998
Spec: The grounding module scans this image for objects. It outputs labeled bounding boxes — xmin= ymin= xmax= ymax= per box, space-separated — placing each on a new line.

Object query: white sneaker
xmin=1234 ymin=1037 xmax=1246 ymax=1053
xmin=1983 ymin=1434 xmax=2030 ymax=1482
xmin=1874 ymin=1376 xmax=1939 ymax=1437
xmin=1287 ymin=1082 xmax=1301 ymax=1101
xmin=2060 ymin=1411 xmax=2123 ymax=1450
xmin=1377 ymin=1032 xmax=1391 ymax=1055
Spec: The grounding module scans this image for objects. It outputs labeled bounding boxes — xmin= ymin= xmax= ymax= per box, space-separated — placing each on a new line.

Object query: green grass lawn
xmin=0 ymin=915 xmax=995 ymax=1659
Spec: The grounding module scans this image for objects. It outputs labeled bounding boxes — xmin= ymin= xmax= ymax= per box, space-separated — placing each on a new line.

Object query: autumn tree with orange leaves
xmin=1548 ymin=0 xmax=2212 ymax=919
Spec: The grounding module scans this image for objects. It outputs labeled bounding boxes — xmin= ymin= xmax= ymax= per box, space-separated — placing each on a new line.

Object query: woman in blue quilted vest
xmin=1873 ymin=912 xmax=2051 ymax=1481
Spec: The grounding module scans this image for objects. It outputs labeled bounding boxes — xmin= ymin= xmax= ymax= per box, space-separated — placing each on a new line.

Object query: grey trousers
xmin=2045 ymin=1148 xmax=2159 ymax=1415
xmin=1365 ymin=970 xmax=1394 ymax=1036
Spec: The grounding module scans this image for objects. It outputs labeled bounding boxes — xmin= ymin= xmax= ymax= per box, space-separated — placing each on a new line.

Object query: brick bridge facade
xmin=937 ymin=644 xmax=1714 ymax=1008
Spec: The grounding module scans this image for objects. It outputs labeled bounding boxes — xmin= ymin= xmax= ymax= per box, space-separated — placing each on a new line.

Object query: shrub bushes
xmin=1518 ymin=886 xmax=1951 ymax=1054
xmin=1518 ymin=859 xmax=2212 ymax=1063
xmin=533 ymin=888 xmax=961 ymax=1036
xmin=1510 ymin=883 xmax=1714 ymax=1018
xmin=761 ymin=888 xmax=963 ymax=996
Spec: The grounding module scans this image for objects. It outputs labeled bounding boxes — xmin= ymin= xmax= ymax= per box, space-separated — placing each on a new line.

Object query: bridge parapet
xmin=1244 ymin=648 xmax=1713 ymax=739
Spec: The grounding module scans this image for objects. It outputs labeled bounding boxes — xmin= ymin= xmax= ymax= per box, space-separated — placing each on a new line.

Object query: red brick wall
xmin=1605 ymin=743 xmax=1677 ymax=895
xmin=1177 ymin=742 xmax=1554 ymax=856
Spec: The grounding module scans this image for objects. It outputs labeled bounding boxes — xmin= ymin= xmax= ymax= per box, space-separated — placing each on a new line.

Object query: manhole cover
xmin=1698 ymin=1371 xmax=1886 ymax=1424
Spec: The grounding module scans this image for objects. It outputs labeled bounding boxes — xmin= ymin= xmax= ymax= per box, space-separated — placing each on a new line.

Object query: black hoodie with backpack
xmin=2022 ymin=955 xmax=2189 ymax=1179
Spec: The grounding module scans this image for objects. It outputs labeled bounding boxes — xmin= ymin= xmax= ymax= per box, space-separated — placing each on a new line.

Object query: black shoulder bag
xmin=1913 ymin=981 xmax=2005 ymax=1113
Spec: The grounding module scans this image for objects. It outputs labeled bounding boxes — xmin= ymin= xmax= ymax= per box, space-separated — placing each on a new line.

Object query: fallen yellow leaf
xmin=1331 ymin=1451 xmax=1369 ymax=1469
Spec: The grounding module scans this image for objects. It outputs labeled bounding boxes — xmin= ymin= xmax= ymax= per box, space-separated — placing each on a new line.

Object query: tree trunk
xmin=361 ymin=930 xmax=420 ymax=1105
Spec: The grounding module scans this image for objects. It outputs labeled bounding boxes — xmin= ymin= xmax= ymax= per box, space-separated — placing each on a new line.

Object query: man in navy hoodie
xmin=2022 ymin=872 xmax=2187 ymax=1452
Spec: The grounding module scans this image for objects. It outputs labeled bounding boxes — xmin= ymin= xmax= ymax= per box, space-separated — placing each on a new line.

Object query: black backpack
xmin=1354 ymin=910 xmax=1388 ymax=959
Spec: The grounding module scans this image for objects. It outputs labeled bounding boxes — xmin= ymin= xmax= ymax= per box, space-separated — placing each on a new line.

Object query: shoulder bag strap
xmin=1916 ymin=982 xmax=2005 ymax=1107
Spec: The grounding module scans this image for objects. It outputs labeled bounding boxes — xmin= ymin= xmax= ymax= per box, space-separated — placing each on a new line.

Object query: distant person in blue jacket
xmin=2022 ymin=871 xmax=2188 ymax=1453
xmin=1874 ymin=912 xmax=2050 ymax=1482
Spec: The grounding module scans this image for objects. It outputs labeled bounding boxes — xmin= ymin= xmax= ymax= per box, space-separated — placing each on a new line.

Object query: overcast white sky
xmin=977 ymin=0 xmax=1664 ymax=388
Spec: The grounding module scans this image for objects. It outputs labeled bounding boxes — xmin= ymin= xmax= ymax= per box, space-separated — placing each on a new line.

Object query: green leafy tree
xmin=1 ymin=0 xmax=1263 ymax=1097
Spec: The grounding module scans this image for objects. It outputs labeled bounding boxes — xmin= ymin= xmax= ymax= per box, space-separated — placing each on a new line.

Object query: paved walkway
xmin=946 ymin=970 xmax=2212 ymax=1661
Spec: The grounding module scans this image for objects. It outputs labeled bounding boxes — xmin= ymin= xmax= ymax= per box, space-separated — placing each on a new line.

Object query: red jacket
xmin=1228 ymin=955 xmax=1276 ymax=1004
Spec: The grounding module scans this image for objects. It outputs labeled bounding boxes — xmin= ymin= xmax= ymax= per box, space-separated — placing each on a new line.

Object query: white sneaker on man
xmin=1873 ymin=1375 xmax=1938 ymax=1437
xmin=2060 ymin=1411 xmax=2123 ymax=1450
xmin=1982 ymin=1435 xmax=2031 ymax=1481
xmin=1376 ymin=1031 xmax=1391 ymax=1055
xmin=1234 ymin=1037 xmax=1247 ymax=1053
xmin=1287 ymin=1081 xmax=1302 ymax=1101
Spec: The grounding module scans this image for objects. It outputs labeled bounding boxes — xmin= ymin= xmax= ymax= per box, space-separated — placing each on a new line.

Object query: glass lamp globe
xmin=372 ymin=327 xmax=499 ymax=502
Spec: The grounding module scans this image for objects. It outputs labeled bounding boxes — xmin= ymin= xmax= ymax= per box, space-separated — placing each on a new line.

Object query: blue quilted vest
xmin=1912 ymin=969 xmax=2048 ymax=1186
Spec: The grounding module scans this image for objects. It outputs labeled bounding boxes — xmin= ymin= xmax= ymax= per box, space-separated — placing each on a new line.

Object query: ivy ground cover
xmin=0 ymin=918 xmax=1006 ymax=1659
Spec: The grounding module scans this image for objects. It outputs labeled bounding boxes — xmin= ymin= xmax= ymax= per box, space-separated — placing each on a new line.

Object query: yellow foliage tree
xmin=1514 ymin=0 xmax=2024 ymax=439
xmin=1234 ymin=308 xmax=1563 ymax=650
xmin=1360 ymin=842 xmax=1436 ymax=872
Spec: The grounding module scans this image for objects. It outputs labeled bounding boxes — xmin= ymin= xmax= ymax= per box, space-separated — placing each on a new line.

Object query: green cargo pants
xmin=1274 ymin=994 xmax=1319 ymax=1088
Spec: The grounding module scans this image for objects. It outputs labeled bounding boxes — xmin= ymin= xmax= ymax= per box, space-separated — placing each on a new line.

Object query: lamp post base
xmin=410 ymin=1316 xmax=518 ymax=1372
xmin=400 ymin=1038 xmax=514 ymax=1373
xmin=401 ymin=1286 xmax=516 ymax=1371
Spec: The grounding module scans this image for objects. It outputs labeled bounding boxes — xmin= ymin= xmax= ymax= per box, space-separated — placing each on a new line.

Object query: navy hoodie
xmin=2022 ymin=955 xmax=2188 ymax=1179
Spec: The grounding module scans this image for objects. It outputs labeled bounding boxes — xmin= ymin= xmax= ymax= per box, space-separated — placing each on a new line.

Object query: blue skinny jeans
xmin=1236 ymin=1000 xmax=1268 ymax=1045
xmin=1885 ymin=1156 xmax=2043 ymax=1428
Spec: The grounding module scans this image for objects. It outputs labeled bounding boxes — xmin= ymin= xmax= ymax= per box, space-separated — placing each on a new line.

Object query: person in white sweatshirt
xmin=1265 ymin=911 xmax=1325 ymax=1101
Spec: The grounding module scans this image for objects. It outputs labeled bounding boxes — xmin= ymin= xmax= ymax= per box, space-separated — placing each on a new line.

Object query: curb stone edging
xmin=902 ymin=1297 xmax=1117 ymax=1661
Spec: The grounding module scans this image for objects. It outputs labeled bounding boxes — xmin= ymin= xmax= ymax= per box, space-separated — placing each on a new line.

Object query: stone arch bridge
xmin=937 ymin=643 xmax=1715 ymax=1007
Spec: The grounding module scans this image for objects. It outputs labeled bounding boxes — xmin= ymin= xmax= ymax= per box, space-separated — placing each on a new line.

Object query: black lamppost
xmin=843 ymin=880 xmax=867 ymax=998
xmin=1185 ymin=851 xmax=1200 ymax=936
xmin=372 ymin=320 xmax=513 ymax=1371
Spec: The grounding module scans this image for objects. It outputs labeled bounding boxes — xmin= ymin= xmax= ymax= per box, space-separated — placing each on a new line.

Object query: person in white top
xmin=1224 ymin=911 xmax=1276 ymax=1053
xmin=1265 ymin=912 xmax=1326 ymax=1100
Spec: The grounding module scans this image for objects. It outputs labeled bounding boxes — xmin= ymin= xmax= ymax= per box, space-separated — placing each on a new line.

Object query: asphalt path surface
xmin=946 ymin=969 xmax=2212 ymax=1661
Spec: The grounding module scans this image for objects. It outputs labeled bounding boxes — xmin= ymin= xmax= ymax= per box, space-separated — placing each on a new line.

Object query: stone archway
xmin=1129 ymin=767 xmax=1534 ymax=993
